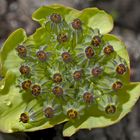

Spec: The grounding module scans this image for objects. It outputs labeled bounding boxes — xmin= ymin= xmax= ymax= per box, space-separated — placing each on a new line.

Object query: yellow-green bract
xmin=0 ymin=4 xmax=140 ymax=137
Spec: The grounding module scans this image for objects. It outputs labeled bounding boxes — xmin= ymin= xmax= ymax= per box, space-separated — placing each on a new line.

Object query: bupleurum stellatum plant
xmin=0 ymin=4 xmax=140 ymax=136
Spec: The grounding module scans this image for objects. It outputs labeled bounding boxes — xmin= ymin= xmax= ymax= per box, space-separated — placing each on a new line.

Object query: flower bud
xmin=105 ymin=105 xmax=116 ymax=114
xmin=62 ymin=52 xmax=71 ymax=63
xmin=91 ymin=36 xmax=102 ymax=47
xmin=36 ymin=50 xmax=47 ymax=61
xmin=19 ymin=113 xmax=29 ymax=123
xmin=16 ymin=45 xmax=27 ymax=58
xmin=67 ymin=109 xmax=78 ymax=119
xmin=50 ymin=13 xmax=61 ymax=23
xmin=104 ymin=45 xmax=114 ymax=55
xmin=85 ymin=46 xmax=94 ymax=59
xmin=52 ymin=86 xmax=63 ymax=96
xmin=22 ymin=80 xmax=32 ymax=90
xmin=73 ymin=70 xmax=82 ymax=81
xmin=83 ymin=92 xmax=93 ymax=103
xmin=57 ymin=33 xmax=68 ymax=43
xmin=92 ymin=67 xmax=102 ymax=77
xmin=31 ymin=84 xmax=41 ymax=96
xmin=44 ymin=107 xmax=54 ymax=118
xmin=19 ymin=65 xmax=31 ymax=76
xmin=116 ymin=64 xmax=126 ymax=75
xmin=112 ymin=81 xmax=123 ymax=90
xmin=53 ymin=73 xmax=62 ymax=83
xmin=72 ymin=18 xmax=82 ymax=30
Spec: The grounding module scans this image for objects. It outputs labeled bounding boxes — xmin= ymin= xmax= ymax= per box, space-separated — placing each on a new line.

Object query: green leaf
xmin=26 ymin=27 xmax=54 ymax=47
xmin=32 ymin=4 xmax=113 ymax=34
xmin=32 ymin=4 xmax=79 ymax=25
xmin=0 ymin=4 xmax=138 ymax=136
xmin=103 ymin=34 xmax=130 ymax=81
xmin=78 ymin=8 xmax=113 ymax=34
xmin=0 ymin=70 xmax=68 ymax=133
xmin=63 ymin=82 xmax=140 ymax=136
xmin=0 ymin=71 xmax=26 ymax=132
xmin=103 ymin=34 xmax=130 ymax=67
xmin=63 ymin=34 xmax=131 ymax=136
xmin=0 ymin=28 xmax=27 ymax=76
xmin=0 ymin=27 xmax=68 ymax=133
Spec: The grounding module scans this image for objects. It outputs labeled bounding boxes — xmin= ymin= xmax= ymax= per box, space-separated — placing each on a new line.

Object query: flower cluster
xmin=16 ymin=12 xmax=127 ymax=125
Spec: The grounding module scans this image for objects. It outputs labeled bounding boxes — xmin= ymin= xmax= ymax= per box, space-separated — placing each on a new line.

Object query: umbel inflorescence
xmin=16 ymin=12 xmax=127 ymax=124
xmin=1 ymin=4 xmax=140 ymax=136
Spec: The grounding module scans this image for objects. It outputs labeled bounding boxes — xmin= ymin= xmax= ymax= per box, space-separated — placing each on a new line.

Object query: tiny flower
xmin=74 ymin=45 xmax=94 ymax=67
xmin=36 ymin=50 xmax=47 ymax=62
xmin=63 ymin=101 xmax=85 ymax=120
xmin=104 ymin=45 xmax=114 ymax=55
xmin=20 ymin=100 xmax=44 ymax=124
xmin=44 ymin=107 xmax=54 ymax=118
xmin=52 ymin=86 xmax=63 ymax=97
xmin=105 ymin=104 xmax=117 ymax=114
xmin=53 ymin=73 xmax=63 ymax=83
xmin=43 ymin=96 xmax=61 ymax=118
xmin=85 ymin=46 xmax=94 ymax=59
xmin=31 ymin=84 xmax=41 ymax=97
xmin=67 ymin=109 xmax=78 ymax=119
xmin=105 ymin=56 xmax=127 ymax=75
xmin=21 ymin=80 xmax=32 ymax=90
xmin=92 ymin=67 xmax=102 ymax=77
xmin=61 ymin=52 xmax=71 ymax=63
xmin=19 ymin=65 xmax=31 ymax=76
xmin=16 ymin=45 xmax=27 ymax=58
xmin=51 ymin=82 xmax=74 ymax=99
xmin=73 ymin=70 xmax=82 ymax=81
xmin=57 ymin=33 xmax=68 ymax=43
xmin=78 ymin=84 xmax=95 ymax=104
xmin=71 ymin=18 xmax=82 ymax=30
xmin=19 ymin=112 xmax=29 ymax=123
xmin=91 ymin=36 xmax=102 ymax=47
xmin=112 ymin=81 xmax=123 ymax=90
xmin=50 ymin=13 xmax=62 ymax=23
xmin=116 ymin=64 xmax=126 ymax=75
xmin=98 ymin=94 xmax=118 ymax=115
xmin=94 ymin=78 xmax=123 ymax=93
xmin=83 ymin=92 xmax=93 ymax=104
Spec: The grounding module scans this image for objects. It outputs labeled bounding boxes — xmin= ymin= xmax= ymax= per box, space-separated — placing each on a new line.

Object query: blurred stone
xmin=9 ymin=2 xmax=18 ymax=11
xmin=0 ymin=0 xmax=7 ymax=15
xmin=91 ymin=0 xmax=140 ymax=32
xmin=75 ymin=129 xmax=107 ymax=140
xmin=0 ymin=133 xmax=27 ymax=140
xmin=105 ymin=121 xmax=126 ymax=140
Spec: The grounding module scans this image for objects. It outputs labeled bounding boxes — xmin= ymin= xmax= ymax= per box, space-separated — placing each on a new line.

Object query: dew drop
xmin=6 ymin=101 xmax=12 ymax=106
xmin=0 ymin=84 xmax=4 ymax=90
xmin=4 ymin=99 xmax=12 ymax=106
